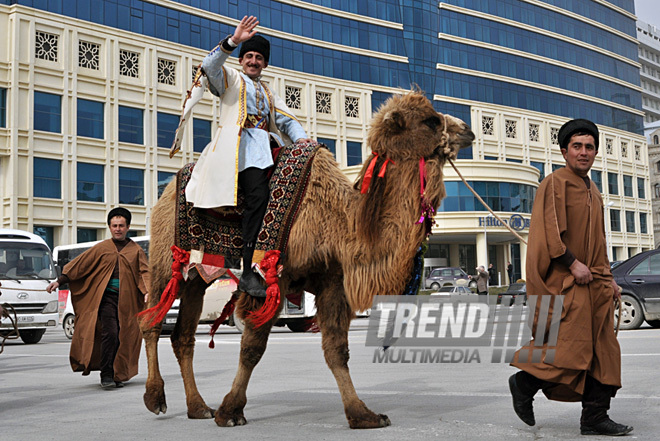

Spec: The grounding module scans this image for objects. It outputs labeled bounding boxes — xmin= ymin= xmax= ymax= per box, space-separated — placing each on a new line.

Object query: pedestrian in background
xmin=47 ymin=207 xmax=149 ymax=389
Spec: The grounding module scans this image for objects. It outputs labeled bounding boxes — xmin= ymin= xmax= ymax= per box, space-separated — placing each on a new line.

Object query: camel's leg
xmin=315 ymin=278 xmax=391 ymax=429
xmin=215 ymin=294 xmax=279 ymax=427
xmin=141 ymin=307 xmax=167 ymax=415
xmin=170 ymin=276 xmax=214 ymax=419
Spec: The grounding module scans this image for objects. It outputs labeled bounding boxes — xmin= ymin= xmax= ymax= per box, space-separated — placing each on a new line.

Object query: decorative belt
xmin=244 ymin=114 xmax=268 ymax=131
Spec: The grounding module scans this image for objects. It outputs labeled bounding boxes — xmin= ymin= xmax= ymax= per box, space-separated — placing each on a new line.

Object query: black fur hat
xmin=238 ymin=35 xmax=270 ymax=64
xmin=558 ymin=119 xmax=599 ymax=151
xmin=107 ymin=207 xmax=132 ymax=226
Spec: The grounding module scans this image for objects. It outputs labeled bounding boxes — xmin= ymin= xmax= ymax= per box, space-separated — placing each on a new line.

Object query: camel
xmin=140 ymin=90 xmax=475 ymax=429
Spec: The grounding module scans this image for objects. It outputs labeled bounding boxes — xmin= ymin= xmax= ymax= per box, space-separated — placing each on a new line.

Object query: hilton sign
xmin=478 ymin=214 xmax=530 ymax=231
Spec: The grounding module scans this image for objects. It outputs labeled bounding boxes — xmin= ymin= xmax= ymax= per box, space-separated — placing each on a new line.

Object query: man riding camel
xmin=184 ymin=16 xmax=312 ymax=297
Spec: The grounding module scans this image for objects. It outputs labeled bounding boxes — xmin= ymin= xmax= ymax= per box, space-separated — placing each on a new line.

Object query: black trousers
xmin=516 ymin=371 xmax=615 ymax=426
xmin=238 ymin=167 xmax=270 ymax=246
xmin=98 ymin=289 xmax=120 ymax=380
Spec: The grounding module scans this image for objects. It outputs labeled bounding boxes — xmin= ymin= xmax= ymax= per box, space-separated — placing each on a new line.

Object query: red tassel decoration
xmin=208 ymin=292 xmax=238 ymax=349
xmin=247 ymin=250 xmax=281 ymax=328
xmin=138 ymin=245 xmax=190 ymax=327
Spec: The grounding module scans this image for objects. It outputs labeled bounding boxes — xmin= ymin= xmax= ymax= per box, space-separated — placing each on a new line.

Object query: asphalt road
xmin=1 ymin=319 xmax=658 ymax=441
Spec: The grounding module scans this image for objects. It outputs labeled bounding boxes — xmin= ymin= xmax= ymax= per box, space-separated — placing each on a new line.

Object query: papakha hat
xmin=107 ymin=207 xmax=132 ymax=226
xmin=558 ymin=119 xmax=599 ymax=151
xmin=239 ymin=35 xmax=270 ymax=64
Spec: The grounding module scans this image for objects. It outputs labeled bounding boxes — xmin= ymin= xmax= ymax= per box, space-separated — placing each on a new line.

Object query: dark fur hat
xmin=558 ymin=119 xmax=599 ymax=151
xmin=107 ymin=207 xmax=132 ymax=226
xmin=238 ymin=35 xmax=270 ymax=64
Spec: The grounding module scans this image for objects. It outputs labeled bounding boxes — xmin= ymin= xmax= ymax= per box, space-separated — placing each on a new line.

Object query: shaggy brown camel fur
xmin=140 ymin=90 xmax=475 ymax=429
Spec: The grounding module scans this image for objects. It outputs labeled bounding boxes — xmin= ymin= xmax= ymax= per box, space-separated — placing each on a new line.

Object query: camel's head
xmin=367 ymin=91 xmax=474 ymax=163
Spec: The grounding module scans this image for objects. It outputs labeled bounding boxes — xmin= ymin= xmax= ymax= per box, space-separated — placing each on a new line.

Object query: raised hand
xmin=232 ymin=15 xmax=259 ymax=44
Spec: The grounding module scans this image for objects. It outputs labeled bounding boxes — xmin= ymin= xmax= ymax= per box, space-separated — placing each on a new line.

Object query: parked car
xmin=425 ymin=267 xmax=476 ymax=290
xmin=497 ymin=282 xmax=526 ymax=306
xmin=612 ymin=249 xmax=660 ymax=330
xmin=430 ymin=285 xmax=473 ymax=296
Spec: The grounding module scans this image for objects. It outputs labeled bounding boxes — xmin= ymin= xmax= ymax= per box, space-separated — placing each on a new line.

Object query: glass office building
xmin=0 ymin=0 xmax=652 ymax=279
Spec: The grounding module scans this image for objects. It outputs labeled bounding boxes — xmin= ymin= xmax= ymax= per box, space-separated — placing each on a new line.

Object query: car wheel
xmin=286 ymin=318 xmax=316 ymax=333
xmin=19 ymin=329 xmax=46 ymax=344
xmin=645 ymin=319 xmax=660 ymax=328
xmin=468 ymin=281 xmax=477 ymax=289
xmin=615 ymin=295 xmax=644 ymax=330
xmin=63 ymin=314 xmax=75 ymax=339
xmin=233 ymin=310 xmax=245 ymax=334
xmin=430 ymin=282 xmax=440 ymax=290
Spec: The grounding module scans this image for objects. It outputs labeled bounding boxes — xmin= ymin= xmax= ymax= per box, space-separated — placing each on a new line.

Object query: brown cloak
xmin=512 ymin=166 xmax=621 ymax=401
xmin=64 ymin=239 xmax=149 ymax=381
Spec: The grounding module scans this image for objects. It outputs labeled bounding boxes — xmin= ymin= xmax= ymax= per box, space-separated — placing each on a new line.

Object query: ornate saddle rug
xmin=175 ymin=141 xmax=320 ymax=281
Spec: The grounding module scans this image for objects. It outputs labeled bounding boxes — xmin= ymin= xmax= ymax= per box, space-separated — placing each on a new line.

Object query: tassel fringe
xmin=247 ymin=250 xmax=281 ymax=328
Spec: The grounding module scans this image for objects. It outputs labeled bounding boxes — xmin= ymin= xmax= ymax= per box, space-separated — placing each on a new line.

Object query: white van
xmin=0 ymin=229 xmax=59 ymax=344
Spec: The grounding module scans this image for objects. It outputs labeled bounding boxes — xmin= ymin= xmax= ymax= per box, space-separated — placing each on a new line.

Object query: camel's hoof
xmin=348 ymin=413 xmax=391 ymax=429
xmin=187 ymin=404 xmax=214 ymax=419
xmin=143 ymin=391 xmax=167 ymax=415
xmin=214 ymin=409 xmax=247 ymax=427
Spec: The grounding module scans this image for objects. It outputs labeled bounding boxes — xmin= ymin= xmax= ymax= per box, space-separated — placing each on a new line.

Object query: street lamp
xmin=606 ymin=201 xmax=614 ymax=261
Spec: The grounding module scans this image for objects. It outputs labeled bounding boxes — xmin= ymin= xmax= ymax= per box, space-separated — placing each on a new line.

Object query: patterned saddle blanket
xmin=175 ymin=141 xmax=321 ymax=282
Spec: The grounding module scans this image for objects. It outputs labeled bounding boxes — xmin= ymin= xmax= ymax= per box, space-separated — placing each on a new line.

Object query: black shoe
xmin=239 ymin=269 xmax=267 ymax=298
xmin=580 ymin=419 xmax=633 ymax=436
xmin=101 ymin=377 xmax=115 ymax=389
xmin=508 ymin=374 xmax=536 ymax=426
xmin=114 ymin=381 xmax=124 ymax=388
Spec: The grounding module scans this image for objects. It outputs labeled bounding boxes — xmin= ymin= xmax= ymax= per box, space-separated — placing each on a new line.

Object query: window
xmin=77 ymin=98 xmax=104 ymax=139
xmin=33 ymin=226 xmax=54 ymax=250
xmin=157 ymin=58 xmax=176 ymax=85
xmin=78 ymin=40 xmax=100 ymax=70
xmin=654 ymin=135 xmax=659 ymax=145
xmin=157 ymin=171 xmax=175 ymax=198
xmin=192 ymin=118 xmax=211 ymax=153
xmin=33 ymin=157 xmax=61 ymax=198
xmin=610 ymin=209 xmax=621 ymax=232
xmin=0 ymin=88 xmax=6 ymax=128
xmin=119 ymin=167 xmax=144 ymax=205
xmin=640 ymin=213 xmax=648 ymax=234
xmin=552 ymin=163 xmax=562 ymax=172
xmin=623 ymin=175 xmax=633 ymax=197
xmin=285 ymin=85 xmax=301 ymax=110
xmin=656 ymin=183 xmax=660 ymax=199
xmin=317 ymin=138 xmax=336 ymax=158
xmin=482 ymin=116 xmax=494 ymax=135
xmin=77 ymin=162 xmax=104 ymax=202
xmin=607 ymin=172 xmax=618 ymax=195
xmin=625 ymin=211 xmax=635 ymax=233
xmin=345 ymin=96 xmax=359 ymax=118
xmin=119 ymin=49 xmax=139 ymax=78
xmin=35 ymin=31 xmax=58 ymax=61
xmin=34 ymin=91 xmax=61 ymax=133
xmin=656 ymin=161 xmax=660 ymax=174
xmin=638 ymin=178 xmax=646 ymax=199
xmin=316 ymin=91 xmax=332 ymax=114
xmin=630 ymin=253 xmax=660 ymax=275
xmin=346 ymin=141 xmax=362 ymax=166
xmin=530 ymin=161 xmax=545 ymax=182
xmin=157 ymin=112 xmax=179 ymax=148
xmin=77 ymin=228 xmax=97 ymax=243
xmin=591 ymin=170 xmax=602 ymax=192
xmin=118 ymin=105 xmax=143 ymax=144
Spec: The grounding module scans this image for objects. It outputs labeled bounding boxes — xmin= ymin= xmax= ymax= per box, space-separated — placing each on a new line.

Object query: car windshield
xmin=438 ymin=286 xmax=454 ymax=292
xmin=0 ymin=244 xmax=56 ymax=280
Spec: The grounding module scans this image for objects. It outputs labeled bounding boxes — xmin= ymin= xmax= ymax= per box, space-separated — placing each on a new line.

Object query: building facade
xmin=0 ymin=1 xmax=653 ymax=282
xmin=638 ymin=19 xmax=660 ymax=124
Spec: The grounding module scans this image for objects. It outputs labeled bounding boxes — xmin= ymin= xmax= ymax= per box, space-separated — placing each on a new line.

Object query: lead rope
xmin=446 ymin=152 xmax=622 ymax=333
xmin=0 ymin=303 xmax=20 ymax=354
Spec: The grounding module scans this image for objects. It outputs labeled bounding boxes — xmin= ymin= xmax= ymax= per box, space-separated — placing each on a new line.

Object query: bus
xmin=0 ymin=229 xmax=59 ymax=344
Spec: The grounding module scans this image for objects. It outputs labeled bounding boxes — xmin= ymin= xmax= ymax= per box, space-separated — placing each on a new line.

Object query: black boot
xmin=239 ymin=243 xmax=266 ymax=298
xmin=508 ymin=372 xmax=537 ymax=426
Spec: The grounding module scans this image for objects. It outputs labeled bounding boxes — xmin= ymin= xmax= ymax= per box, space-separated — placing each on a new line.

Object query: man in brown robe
xmin=508 ymin=119 xmax=632 ymax=436
xmin=47 ymin=208 xmax=149 ymax=389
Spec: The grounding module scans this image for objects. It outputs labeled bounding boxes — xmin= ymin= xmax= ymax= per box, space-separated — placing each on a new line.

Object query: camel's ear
xmin=383 ymin=110 xmax=406 ymax=133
